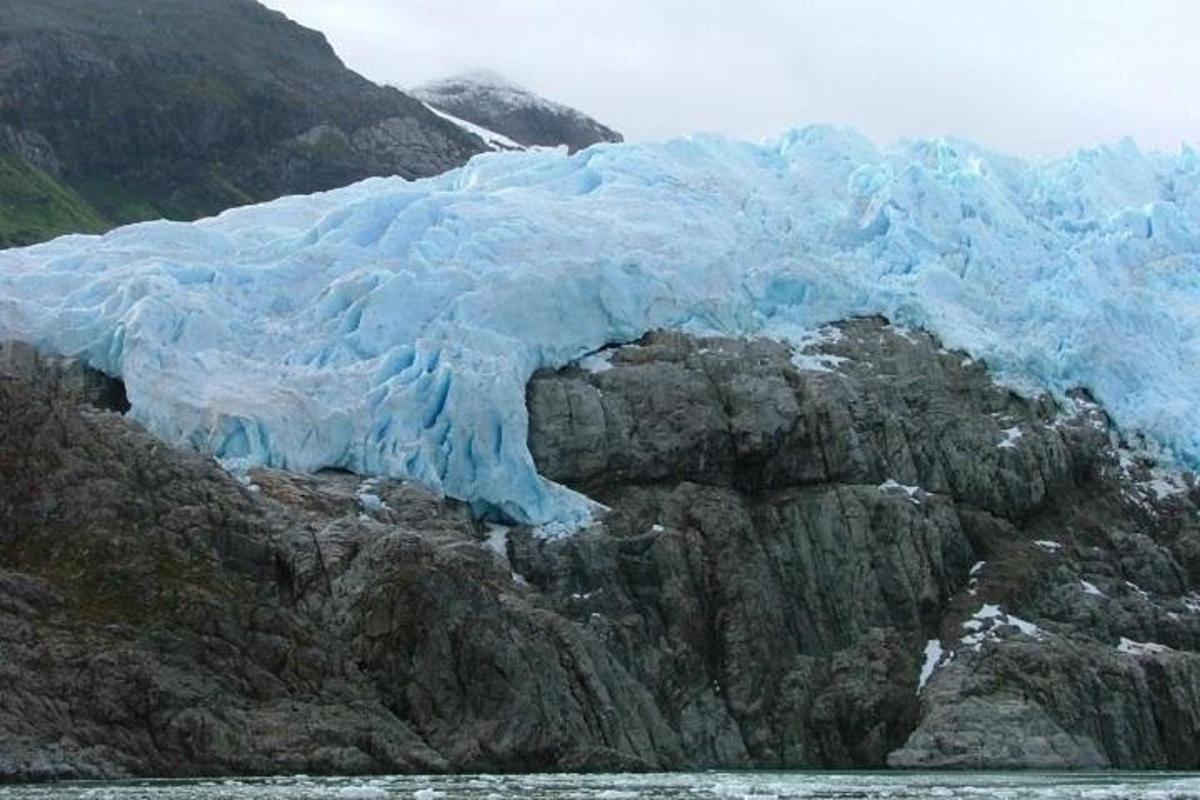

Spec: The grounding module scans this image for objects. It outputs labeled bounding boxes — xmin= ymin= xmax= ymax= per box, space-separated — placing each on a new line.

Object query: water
xmin=3 ymin=772 xmax=1200 ymax=800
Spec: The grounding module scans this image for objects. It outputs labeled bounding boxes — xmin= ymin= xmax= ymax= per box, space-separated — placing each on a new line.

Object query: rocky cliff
xmin=0 ymin=0 xmax=486 ymax=247
xmin=1 ymin=319 xmax=1198 ymax=780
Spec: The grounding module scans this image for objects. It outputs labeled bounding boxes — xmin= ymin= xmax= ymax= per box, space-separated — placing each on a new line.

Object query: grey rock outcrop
xmin=526 ymin=321 xmax=1200 ymax=769
xmin=0 ymin=362 xmax=673 ymax=779
xmin=1 ymin=317 xmax=1198 ymax=779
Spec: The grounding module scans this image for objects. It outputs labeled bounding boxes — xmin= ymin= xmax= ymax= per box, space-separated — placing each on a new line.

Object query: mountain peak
xmin=427 ymin=68 xmax=524 ymax=92
xmin=412 ymin=70 xmax=623 ymax=154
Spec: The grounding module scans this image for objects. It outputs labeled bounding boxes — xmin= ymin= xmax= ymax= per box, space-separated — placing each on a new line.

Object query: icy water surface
xmin=4 ymin=772 xmax=1200 ymax=799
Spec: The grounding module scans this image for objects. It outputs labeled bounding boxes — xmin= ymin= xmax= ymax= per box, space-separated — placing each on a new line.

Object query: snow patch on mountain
xmin=419 ymin=102 xmax=527 ymax=152
xmin=412 ymin=70 xmax=622 ymax=153
xmin=414 ymin=69 xmax=590 ymax=122
xmin=5 ymin=127 xmax=1200 ymax=528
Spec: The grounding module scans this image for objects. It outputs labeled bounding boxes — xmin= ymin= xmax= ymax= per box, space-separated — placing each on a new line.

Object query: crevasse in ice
xmin=3 ymin=127 xmax=1199 ymax=526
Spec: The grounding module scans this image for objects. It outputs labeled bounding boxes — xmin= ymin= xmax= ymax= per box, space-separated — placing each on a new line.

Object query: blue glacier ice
xmin=3 ymin=127 xmax=1200 ymax=526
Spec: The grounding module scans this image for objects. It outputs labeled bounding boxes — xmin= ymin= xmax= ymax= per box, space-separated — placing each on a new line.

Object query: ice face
xmin=3 ymin=126 xmax=1200 ymax=527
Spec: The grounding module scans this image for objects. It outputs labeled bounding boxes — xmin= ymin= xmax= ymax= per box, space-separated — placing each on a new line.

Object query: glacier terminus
xmin=3 ymin=126 xmax=1200 ymax=528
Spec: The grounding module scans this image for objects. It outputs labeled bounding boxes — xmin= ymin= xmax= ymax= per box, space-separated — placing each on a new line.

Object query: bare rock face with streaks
xmin=2 ymin=317 xmax=1198 ymax=779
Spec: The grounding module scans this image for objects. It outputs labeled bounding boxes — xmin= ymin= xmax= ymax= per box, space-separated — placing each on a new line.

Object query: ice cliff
xmin=2 ymin=127 xmax=1199 ymax=526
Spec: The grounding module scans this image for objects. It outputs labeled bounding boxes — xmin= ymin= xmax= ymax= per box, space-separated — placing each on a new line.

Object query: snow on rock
xmin=1117 ymin=637 xmax=1174 ymax=656
xmin=483 ymin=523 xmax=530 ymax=585
xmin=917 ymin=639 xmax=953 ymax=693
xmin=1114 ymin=440 xmax=1193 ymax=509
xmin=484 ymin=523 xmax=512 ymax=560
xmin=997 ymin=426 xmax=1024 ymax=450
xmin=356 ymin=479 xmax=390 ymax=514
xmin=578 ymin=348 xmax=616 ymax=374
xmin=967 ymin=561 xmax=986 ymax=596
xmin=419 ymin=102 xmax=527 ymax=152
xmin=7 ymin=128 xmax=1200 ymax=528
xmin=1125 ymin=581 xmax=1152 ymax=599
xmin=790 ymin=350 xmax=849 ymax=374
xmin=961 ymin=603 xmax=1045 ymax=651
xmin=878 ymin=479 xmax=922 ymax=504
xmin=1145 ymin=478 xmax=1187 ymax=500
xmin=787 ymin=324 xmax=850 ymax=373
xmin=357 ymin=492 xmax=385 ymax=513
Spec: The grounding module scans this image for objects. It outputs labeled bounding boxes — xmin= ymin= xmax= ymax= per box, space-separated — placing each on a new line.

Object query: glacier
xmin=3 ymin=126 xmax=1200 ymax=527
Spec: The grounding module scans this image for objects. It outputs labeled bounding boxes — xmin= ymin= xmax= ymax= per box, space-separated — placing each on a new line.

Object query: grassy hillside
xmin=0 ymin=157 xmax=107 ymax=248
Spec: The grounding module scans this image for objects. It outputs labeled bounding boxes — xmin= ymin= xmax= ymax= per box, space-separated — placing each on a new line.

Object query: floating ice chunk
xmin=337 ymin=786 xmax=387 ymax=800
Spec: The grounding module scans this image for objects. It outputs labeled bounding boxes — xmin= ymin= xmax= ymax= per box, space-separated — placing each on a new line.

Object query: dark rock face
xmin=526 ymin=322 xmax=1200 ymax=770
xmin=0 ymin=341 xmax=129 ymax=413
xmin=413 ymin=72 xmax=623 ymax=154
xmin=1 ymin=318 xmax=1198 ymax=779
xmin=0 ymin=0 xmax=486 ymax=246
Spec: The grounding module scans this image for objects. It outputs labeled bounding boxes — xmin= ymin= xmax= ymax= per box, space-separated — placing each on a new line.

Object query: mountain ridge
xmin=0 ymin=0 xmax=488 ymax=246
xmin=412 ymin=70 xmax=624 ymax=154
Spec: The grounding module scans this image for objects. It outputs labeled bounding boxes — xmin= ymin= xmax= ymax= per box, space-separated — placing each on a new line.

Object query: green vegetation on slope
xmin=0 ymin=0 xmax=485 ymax=249
xmin=0 ymin=156 xmax=108 ymax=247
xmin=70 ymin=174 xmax=163 ymax=228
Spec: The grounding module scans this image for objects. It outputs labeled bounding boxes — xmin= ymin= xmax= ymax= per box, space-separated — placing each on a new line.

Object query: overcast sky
xmin=263 ymin=0 xmax=1200 ymax=156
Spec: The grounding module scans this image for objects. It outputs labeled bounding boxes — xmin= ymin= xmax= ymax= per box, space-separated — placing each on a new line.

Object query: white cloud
xmin=263 ymin=0 xmax=1200 ymax=155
